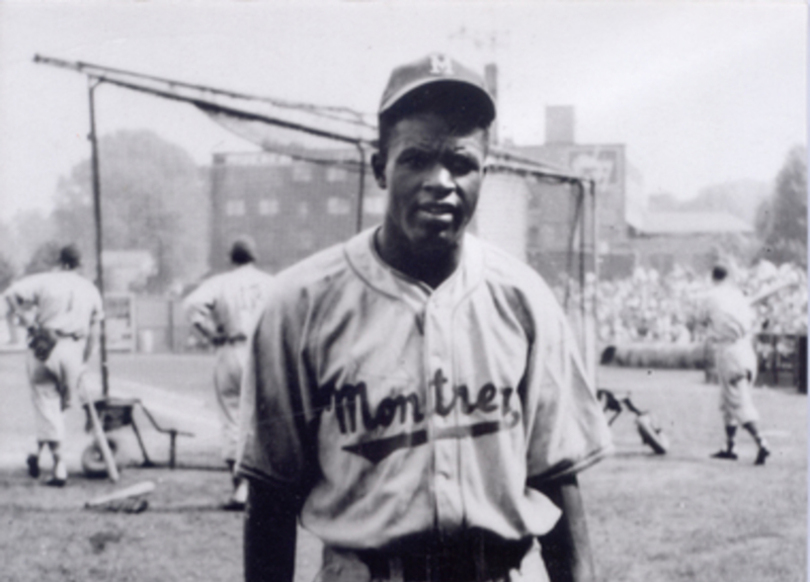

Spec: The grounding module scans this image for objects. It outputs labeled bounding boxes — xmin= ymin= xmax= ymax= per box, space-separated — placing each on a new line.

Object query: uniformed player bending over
xmin=698 ymin=265 xmax=770 ymax=465
xmin=183 ymin=237 xmax=274 ymax=509
xmin=239 ymin=54 xmax=613 ymax=582
xmin=4 ymin=244 xmax=103 ymax=487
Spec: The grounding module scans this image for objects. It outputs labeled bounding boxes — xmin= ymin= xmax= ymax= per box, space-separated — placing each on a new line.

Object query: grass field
xmin=0 ymin=351 xmax=805 ymax=582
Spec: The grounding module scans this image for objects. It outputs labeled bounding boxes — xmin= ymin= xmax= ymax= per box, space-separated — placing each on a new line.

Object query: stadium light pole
xmin=87 ymin=78 xmax=110 ymax=398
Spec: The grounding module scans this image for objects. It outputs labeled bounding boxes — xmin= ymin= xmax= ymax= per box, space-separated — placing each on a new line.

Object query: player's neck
xmin=375 ymin=227 xmax=462 ymax=289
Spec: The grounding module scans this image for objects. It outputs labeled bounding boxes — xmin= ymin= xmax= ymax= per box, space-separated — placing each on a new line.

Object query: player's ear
xmin=371 ymin=152 xmax=386 ymax=189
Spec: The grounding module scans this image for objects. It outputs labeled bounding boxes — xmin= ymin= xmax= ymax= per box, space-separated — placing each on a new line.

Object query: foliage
xmin=648 ymin=181 xmax=770 ymax=225
xmin=2 ymin=210 xmax=58 ymax=274
xmin=0 ymin=253 xmax=15 ymax=293
xmin=757 ymin=145 xmax=807 ymax=267
xmin=52 ymin=130 xmax=209 ymax=293
xmin=23 ymin=240 xmax=62 ymax=275
xmin=683 ymin=180 xmax=770 ymax=225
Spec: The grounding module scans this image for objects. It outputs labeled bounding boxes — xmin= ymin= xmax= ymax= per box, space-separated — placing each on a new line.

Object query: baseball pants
xmin=213 ymin=342 xmax=248 ymax=463
xmin=715 ymin=338 xmax=760 ymax=426
xmin=26 ymin=338 xmax=87 ymax=443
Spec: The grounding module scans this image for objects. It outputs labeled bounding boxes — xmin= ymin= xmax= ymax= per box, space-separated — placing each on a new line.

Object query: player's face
xmin=376 ymin=112 xmax=487 ymax=257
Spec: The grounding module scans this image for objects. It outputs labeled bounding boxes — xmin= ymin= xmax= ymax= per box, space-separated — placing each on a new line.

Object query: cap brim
xmin=379 ymin=78 xmax=496 ymax=125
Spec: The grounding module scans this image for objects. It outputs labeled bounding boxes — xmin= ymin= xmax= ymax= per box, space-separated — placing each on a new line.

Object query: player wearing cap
xmin=239 ymin=54 xmax=613 ymax=582
xmin=4 ymin=244 xmax=104 ymax=487
xmin=698 ymin=265 xmax=770 ymax=465
xmin=183 ymin=237 xmax=274 ymax=509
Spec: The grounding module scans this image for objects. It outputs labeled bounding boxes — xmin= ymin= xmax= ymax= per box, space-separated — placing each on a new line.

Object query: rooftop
xmin=628 ymin=211 xmax=754 ymax=236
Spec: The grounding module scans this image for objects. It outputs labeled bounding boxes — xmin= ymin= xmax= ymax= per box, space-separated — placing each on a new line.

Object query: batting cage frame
xmin=33 ymin=54 xmax=599 ymax=392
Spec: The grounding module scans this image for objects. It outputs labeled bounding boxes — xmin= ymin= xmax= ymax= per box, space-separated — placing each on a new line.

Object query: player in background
xmin=4 ymin=244 xmax=103 ymax=487
xmin=239 ymin=54 xmax=613 ymax=582
xmin=183 ymin=237 xmax=274 ymax=510
xmin=698 ymin=264 xmax=770 ymax=465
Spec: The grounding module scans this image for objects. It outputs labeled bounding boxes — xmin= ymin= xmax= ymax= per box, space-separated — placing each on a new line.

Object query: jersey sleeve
xmin=5 ymin=276 xmax=39 ymax=311
xmin=4 ymin=276 xmax=41 ymax=327
xmin=524 ymin=301 xmax=613 ymax=483
xmin=182 ymin=278 xmax=219 ymax=329
xmin=237 ymin=282 xmax=316 ymax=491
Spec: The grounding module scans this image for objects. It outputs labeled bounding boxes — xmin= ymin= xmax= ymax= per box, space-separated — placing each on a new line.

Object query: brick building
xmin=208 ymin=150 xmax=387 ymax=274
xmin=508 ymin=106 xmax=644 ymax=280
xmin=509 ymin=106 xmax=755 ymax=279
xmin=206 ymin=147 xmax=593 ymax=287
xmin=204 ymin=105 xmax=752 ymax=285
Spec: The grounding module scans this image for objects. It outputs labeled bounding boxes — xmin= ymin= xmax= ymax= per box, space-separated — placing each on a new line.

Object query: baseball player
xmin=698 ymin=265 xmax=770 ymax=465
xmin=182 ymin=236 xmax=274 ymax=510
xmin=4 ymin=244 xmax=103 ymax=487
xmin=238 ymin=54 xmax=613 ymax=582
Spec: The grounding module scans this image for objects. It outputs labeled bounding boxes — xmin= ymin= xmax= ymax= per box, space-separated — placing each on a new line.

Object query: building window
xmin=298 ymin=202 xmax=310 ymax=217
xmin=292 ymin=164 xmax=313 ymax=182
xmin=327 ymin=197 xmax=351 ymax=215
xmin=259 ymin=198 xmax=280 ymax=215
xmin=225 ymin=200 xmax=246 ymax=216
xmin=326 ymin=167 xmax=348 ymax=182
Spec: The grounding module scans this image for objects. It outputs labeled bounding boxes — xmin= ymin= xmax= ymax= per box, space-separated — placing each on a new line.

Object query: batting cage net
xmin=34 ymin=55 xmax=598 ymax=377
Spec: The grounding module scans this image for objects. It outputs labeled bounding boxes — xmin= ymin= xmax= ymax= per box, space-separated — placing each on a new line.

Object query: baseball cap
xmin=230 ymin=236 xmax=257 ymax=264
xmin=379 ymin=53 xmax=496 ymax=126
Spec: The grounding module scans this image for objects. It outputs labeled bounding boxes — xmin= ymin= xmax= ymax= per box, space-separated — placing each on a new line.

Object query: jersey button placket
xmin=426 ymin=295 xmax=463 ymax=534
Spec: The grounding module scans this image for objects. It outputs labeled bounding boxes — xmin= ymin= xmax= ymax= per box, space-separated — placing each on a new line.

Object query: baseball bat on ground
xmin=85 ymin=481 xmax=155 ymax=508
xmin=84 ymin=400 xmax=120 ymax=482
xmin=78 ymin=376 xmax=120 ymax=483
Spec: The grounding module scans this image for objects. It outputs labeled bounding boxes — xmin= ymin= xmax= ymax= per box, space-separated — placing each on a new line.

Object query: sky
xmin=0 ymin=0 xmax=806 ymax=223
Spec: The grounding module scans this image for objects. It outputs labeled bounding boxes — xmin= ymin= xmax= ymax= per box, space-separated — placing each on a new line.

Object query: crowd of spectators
xmin=556 ymin=260 xmax=807 ymax=346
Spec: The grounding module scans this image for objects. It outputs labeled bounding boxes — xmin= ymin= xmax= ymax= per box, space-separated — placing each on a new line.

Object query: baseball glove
xmin=27 ymin=327 xmax=57 ymax=362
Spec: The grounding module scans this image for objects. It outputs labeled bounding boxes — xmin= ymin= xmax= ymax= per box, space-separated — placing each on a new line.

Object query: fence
xmin=755 ymin=333 xmax=807 ymax=393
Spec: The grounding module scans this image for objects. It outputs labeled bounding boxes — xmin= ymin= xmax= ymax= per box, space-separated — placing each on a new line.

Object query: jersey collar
xmin=344 ymin=227 xmax=484 ymax=302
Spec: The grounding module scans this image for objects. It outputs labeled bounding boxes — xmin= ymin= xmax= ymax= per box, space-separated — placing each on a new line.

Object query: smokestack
xmin=484 ymin=63 xmax=499 ymax=145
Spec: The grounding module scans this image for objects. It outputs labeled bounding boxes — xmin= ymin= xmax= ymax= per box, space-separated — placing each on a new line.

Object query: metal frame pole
xmin=88 ymin=79 xmax=110 ymax=397
xmin=354 ymin=143 xmax=366 ymax=234
xmin=589 ymin=178 xmax=599 ymax=383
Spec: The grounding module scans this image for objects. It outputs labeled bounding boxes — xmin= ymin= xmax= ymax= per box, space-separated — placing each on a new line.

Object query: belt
xmin=213 ymin=334 xmax=247 ymax=346
xmin=53 ymin=330 xmax=83 ymax=341
xmin=339 ymin=532 xmax=532 ymax=582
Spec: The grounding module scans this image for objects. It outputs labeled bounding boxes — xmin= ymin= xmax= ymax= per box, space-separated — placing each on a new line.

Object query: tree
xmin=23 ymin=240 xmax=61 ymax=275
xmin=2 ymin=210 xmax=58 ymax=274
xmin=0 ymin=253 xmax=15 ymax=293
xmin=684 ymin=180 xmax=770 ymax=225
xmin=757 ymin=145 xmax=807 ymax=266
xmin=52 ymin=130 xmax=209 ymax=293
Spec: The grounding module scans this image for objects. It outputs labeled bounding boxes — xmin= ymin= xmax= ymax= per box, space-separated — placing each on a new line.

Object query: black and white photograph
xmin=0 ymin=1 xmax=806 ymax=581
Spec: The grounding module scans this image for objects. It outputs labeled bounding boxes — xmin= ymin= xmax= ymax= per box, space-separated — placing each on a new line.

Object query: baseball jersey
xmin=699 ymin=284 xmax=755 ymax=344
xmin=183 ymin=263 xmax=274 ymax=340
xmin=239 ymin=227 xmax=613 ymax=549
xmin=5 ymin=270 xmax=103 ymax=337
